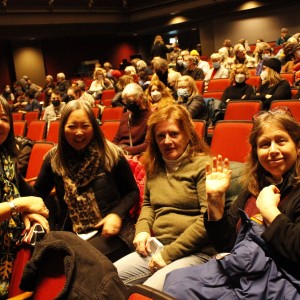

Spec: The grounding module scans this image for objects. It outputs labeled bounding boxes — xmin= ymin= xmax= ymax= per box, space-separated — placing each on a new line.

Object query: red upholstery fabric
xmin=126 ymin=156 xmax=146 ymax=221
xmin=8 ymin=246 xmax=32 ymax=298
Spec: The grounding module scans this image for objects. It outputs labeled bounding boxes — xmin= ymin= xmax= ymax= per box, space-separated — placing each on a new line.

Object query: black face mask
xmin=124 ymin=102 xmax=140 ymax=114
xmin=52 ymin=100 xmax=61 ymax=107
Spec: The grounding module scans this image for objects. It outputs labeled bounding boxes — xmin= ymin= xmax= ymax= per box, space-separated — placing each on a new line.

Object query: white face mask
xmin=235 ymin=74 xmax=246 ymax=83
xmin=262 ymin=54 xmax=271 ymax=60
xmin=260 ymin=70 xmax=268 ymax=81
xmin=151 ymin=90 xmax=162 ymax=102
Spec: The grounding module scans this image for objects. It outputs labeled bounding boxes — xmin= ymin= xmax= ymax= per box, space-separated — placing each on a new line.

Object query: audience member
xmin=113 ymin=83 xmax=152 ymax=156
xmin=182 ymin=55 xmax=205 ymax=80
xmin=88 ymin=68 xmax=113 ymax=100
xmin=114 ymin=104 xmax=215 ymax=291
xmin=19 ymin=75 xmax=42 ymax=99
xmin=169 ymin=43 xmax=182 ymax=64
xmin=190 ymin=49 xmax=210 ymax=76
xmin=174 ymin=55 xmax=185 ymax=75
xmin=254 ymin=42 xmax=273 ymax=75
xmin=75 ymin=80 xmax=95 ymax=107
xmin=11 ymin=91 xmax=27 ymax=112
xmin=21 ymin=90 xmax=42 ymax=112
xmin=250 ymin=58 xmax=292 ymax=109
xmin=204 ymin=53 xmax=229 ymax=83
xmin=103 ymin=61 xmax=113 ymax=79
xmin=218 ymin=39 xmax=234 ymax=59
xmin=176 ymin=75 xmax=209 ymax=121
xmin=151 ymin=57 xmax=170 ymax=87
xmin=42 ymin=89 xmax=66 ymax=122
xmin=221 ymin=64 xmax=254 ymax=105
xmin=145 ymin=80 xmax=175 ymax=111
xmin=281 ymin=43 xmax=300 ymax=73
xmin=112 ymin=75 xmax=135 ymax=107
xmin=150 ymin=35 xmax=174 ymax=60
xmin=33 ymin=99 xmax=139 ymax=262
xmin=0 ymin=96 xmax=49 ymax=298
xmin=41 ymin=75 xmax=55 ymax=107
xmin=1 ymin=85 xmax=15 ymax=102
xmin=276 ymin=27 xmax=290 ymax=46
xmin=277 ymin=40 xmax=296 ymax=65
xmin=167 ymin=71 xmax=182 ymax=100
xmin=232 ymin=43 xmax=256 ymax=68
xmin=56 ymin=72 xmax=70 ymax=100
xmin=164 ymin=107 xmax=300 ymax=299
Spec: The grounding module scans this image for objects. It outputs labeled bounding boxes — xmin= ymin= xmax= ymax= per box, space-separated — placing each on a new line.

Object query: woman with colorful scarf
xmin=33 ymin=100 xmax=139 ymax=262
xmin=0 ymin=96 xmax=49 ymax=299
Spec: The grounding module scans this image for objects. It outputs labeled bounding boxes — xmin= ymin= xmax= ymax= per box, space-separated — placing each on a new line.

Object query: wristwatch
xmin=8 ymin=201 xmax=20 ymax=216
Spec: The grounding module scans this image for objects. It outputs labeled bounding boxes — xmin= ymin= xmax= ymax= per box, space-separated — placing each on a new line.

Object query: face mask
xmin=177 ymin=60 xmax=183 ymax=66
xmin=124 ymin=102 xmax=140 ymax=114
xmin=182 ymin=62 xmax=189 ymax=68
xmin=213 ymin=62 xmax=220 ymax=69
xmin=177 ymin=88 xmax=190 ymax=98
xmin=52 ymin=100 xmax=61 ymax=107
xmin=235 ymin=74 xmax=246 ymax=83
xmin=151 ymin=90 xmax=162 ymax=102
xmin=260 ymin=70 xmax=268 ymax=81
xmin=262 ymin=54 xmax=271 ymax=60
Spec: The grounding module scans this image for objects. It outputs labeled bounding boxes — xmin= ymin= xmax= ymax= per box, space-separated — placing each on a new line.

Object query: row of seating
xmin=196 ymin=77 xmax=299 ymax=100
xmin=13 ymin=120 xmax=60 ymax=143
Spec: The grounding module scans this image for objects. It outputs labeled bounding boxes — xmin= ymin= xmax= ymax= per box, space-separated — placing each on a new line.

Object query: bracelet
xmin=8 ymin=201 xmax=20 ymax=217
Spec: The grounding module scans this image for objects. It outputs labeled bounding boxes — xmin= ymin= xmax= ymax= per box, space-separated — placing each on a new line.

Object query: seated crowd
xmin=1 ymin=29 xmax=300 ymax=299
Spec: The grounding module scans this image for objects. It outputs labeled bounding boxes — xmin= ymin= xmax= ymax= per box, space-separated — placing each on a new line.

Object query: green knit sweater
xmin=135 ymin=154 xmax=217 ymax=264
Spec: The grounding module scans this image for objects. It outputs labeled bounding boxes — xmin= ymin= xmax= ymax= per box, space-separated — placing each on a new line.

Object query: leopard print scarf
xmin=60 ymin=144 xmax=103 ymax=233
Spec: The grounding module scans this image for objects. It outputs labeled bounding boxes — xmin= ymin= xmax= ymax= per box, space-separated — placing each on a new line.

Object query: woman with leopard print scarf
xmin=32 ymin=100 xmax=139 ymax=262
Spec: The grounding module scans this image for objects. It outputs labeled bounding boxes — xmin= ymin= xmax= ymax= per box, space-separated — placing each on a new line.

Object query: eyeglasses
xmin=252 ymin=106 xmax=293 ymax=121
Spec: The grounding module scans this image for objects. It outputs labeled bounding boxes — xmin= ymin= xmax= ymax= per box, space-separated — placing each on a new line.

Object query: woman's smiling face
xmin=257 ymin=123 xmax=299 ymax=181
xmin=64 ymin=109 xmax=93 ymax=151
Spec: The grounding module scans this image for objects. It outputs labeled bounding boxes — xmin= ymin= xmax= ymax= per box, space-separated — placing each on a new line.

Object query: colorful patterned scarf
xmin=0 ymin=151 xmax=24 ymax=299
xmin=60 ymin=144 xmax=103 ymax=233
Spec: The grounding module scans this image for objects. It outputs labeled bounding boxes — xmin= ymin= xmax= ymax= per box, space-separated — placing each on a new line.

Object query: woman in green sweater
xmin=114 ymin=104 xmax=216 ymax=291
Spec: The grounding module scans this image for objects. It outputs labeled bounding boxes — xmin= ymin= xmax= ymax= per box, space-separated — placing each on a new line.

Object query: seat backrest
xmin=101 ymin=107 xmax=124 ymax=122
xmin=102 ymin=98 xmax=113 ymax=107
xmin=25 ymin=142 xmax=54 ymax=180
xmin=92 ymin=107 xmax=100 ymax=119
xmin=46 ymin=120 xmax=60 ymax=143
xmin=24 ymin=111 xmax=40 ymax=128
xmin=224 ymin=100 xmax=262 ymax=121
xmin=210 ymin=120 xmax=253 ymax=162
xmin=13 ymin=120 xmax=27 ymax=137
xmin=26 ymin=120 xmax=47 ymax=141
xmin=270 ymin=100 xmax=300 ymax=122
xmin=127 ymin=284 xmax=176 ymax=300
xmin=126 ymin=157 xmax=146 ymax=222
xmin=195 ymin=80 xmax=204 ymax=94
xmin=246 ymin=76 xmax=261 ymax=91
xmin=193 ymin=120 xmax=206 ymax=140
xmin=100 ymin=121 xmax=120 ymax=141
xmin=101 ymin=89 xmax=116 ymax=101
xmin=206 ymin=78 xmax=231 ymax=92
xmin=280 ymin=72 xmax=295 ymax=86
xmin=203 ymin=91 xmax=223 ymax=100
xmin=12 ymin=112 xmax=24 ymax=121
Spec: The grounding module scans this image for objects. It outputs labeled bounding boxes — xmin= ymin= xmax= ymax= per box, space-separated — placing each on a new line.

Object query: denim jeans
xmin=114 ymin=251 xmax=211 ymax=291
